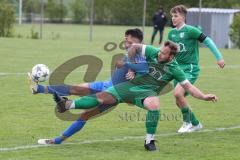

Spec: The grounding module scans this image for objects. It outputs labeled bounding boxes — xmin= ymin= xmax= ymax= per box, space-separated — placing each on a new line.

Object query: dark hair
xmin=170 ymin=5 xmax=187 ymax=17
xmin=164 ymin=40 xmax=179 ymax=56
xmin=125 ymin=28 xmax=143 ymax=42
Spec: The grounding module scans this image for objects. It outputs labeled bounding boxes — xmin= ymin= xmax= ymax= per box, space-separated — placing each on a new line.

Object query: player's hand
xmin=217 ymin=59 xmax=225 ymax=69
xmin=126 ymin=70 xmax=135 ymax=80
xmin=203 ymin=94 xmax=218 ymax=102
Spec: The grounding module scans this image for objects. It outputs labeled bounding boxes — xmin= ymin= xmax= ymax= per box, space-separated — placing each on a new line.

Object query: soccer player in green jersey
xmin=53 ymin=40 xmax=218 ymax=151
xmin=168 ymin=5 xmax=225 ymax=133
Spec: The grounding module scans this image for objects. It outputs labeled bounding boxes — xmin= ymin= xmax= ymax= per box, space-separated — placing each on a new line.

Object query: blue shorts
xmin=89 ymin=80 xmax=113 ymax=94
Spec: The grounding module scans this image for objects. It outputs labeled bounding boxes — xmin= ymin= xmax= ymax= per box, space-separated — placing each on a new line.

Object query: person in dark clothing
xmin=151 ymin=7 xmax=168 ymax=45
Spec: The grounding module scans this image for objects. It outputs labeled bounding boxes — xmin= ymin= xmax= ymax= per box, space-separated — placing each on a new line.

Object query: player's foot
xmin=37 ymin=139 xmax=55 ymax=145
xmin=144 ymin=140 xmax=157 ymax=151
xmin=53 ymin=92 xmax=68 ymax=113
xmin=27 ymin=72 xmax=38 ymax=94
xmin=177 ymin=122 xmax=192 ymax=133
xmin=38 ymin=136 xmax=65 ymax=145
xmin=187 ymin=123 xmax=203 ymax=132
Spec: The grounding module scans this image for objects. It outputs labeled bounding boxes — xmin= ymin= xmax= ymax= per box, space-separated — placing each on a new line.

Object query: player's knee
xmin=174 ymin=90 xmax=184 ymax=99
xmin=143 ymin=97 xmax=160 ymax=111
xmin=96 ymin=92 xmax=116 ymax=105
xmin=70 ymin=83 xmax=90 ymax=96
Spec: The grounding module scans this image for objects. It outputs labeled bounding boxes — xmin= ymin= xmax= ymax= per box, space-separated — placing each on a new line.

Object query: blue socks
xmin=53 ymin=118 xmax=86 ymax=144
xmin=37 ymin=84 xmax=70 ymax=96
xmin=37 ymin=85 xmax=45 ymax=93
xmin=54 ymin=136 xmax=64 ymax=144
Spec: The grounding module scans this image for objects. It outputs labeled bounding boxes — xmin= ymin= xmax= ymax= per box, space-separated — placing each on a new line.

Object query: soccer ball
xmin=31 ymin=64 xmax=50 ymax=82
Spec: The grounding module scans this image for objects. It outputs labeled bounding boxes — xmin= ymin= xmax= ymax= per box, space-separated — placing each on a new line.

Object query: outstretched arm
xmin=201 ymin=36 xmax=225 ymax=68
xmin=180 ymin=80 xmax=218 ymax=102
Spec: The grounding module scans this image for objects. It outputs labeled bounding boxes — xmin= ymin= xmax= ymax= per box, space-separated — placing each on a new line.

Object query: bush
xmin=30 ymin=27 xmax=39 ymax=39
xmin=71 ymin=0 xmax=87 ymax=23
xmin=23 ymin=0 xmax=41 ymax=22
xmin=0 ymin=1 xmax=15 ymax=37
xmin=229 ymin=14 xmax=240 ymax=49
xmin=46 ymin=0 xmax=67 ymax=23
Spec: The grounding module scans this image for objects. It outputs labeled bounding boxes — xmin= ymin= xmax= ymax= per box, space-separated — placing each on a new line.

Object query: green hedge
xmin=0 ymin=1 xmax=15 ymax=37
xmin=46 ymin=0 xmax=68 ymax=23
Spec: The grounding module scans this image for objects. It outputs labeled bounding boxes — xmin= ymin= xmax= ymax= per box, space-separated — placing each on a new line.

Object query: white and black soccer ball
xmin=31 ymin=64 xmax=50 ymax=82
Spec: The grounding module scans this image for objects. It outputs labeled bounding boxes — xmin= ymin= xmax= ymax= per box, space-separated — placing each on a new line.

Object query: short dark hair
xmin=125 ymin=28 xmax=143 ymax=42
xmin=170 ymin=5 xmax=187 ymax=17
xmin=164 ymin=40 xmax=179 ymax=56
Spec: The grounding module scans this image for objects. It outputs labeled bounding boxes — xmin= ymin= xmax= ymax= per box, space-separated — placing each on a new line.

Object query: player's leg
xmin=38 ymin=117 xmax=86 ymax=144
xmin=151 ymin=27 xmax=158 ymax=44
xmin=46 ymin=81 xmax=106 ymax=96
xmin=142 ymin=96 xmax=160 ymax=151
xmin=49 ymin=83 xmax=131 ymax=144
xmin=159 ymin=29 xmax=164 ymax=45
xmin=54 ymin=90 xmax=117 ymax=113
xmin=32 ymin=83 xmax=91 ymax=96
xmin=41 ymin=91 xmax=117 ymax=144
xmin=174 ymin=83 xmax=202 ymax=133
xmin=28 ymin=72 xmax=92 ymax=96
xmin=40 ymin=80 xmax=116 ymax=144
xmin=28 ymin=71 xmax=110 ymax=97
xmin=38 ymin=105 xmax=114 ymax=145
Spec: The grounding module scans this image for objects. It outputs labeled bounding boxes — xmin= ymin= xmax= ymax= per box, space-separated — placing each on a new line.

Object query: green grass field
xmin=0 ymin=24 xmax=240 ymax=160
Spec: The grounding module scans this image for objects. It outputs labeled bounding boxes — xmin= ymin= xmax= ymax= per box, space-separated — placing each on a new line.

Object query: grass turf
xmin=0 ymin=23 xmax=239 ymax=160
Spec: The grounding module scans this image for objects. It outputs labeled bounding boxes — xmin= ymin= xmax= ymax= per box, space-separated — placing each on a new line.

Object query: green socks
xmin=74 ymin=95 xmax=100 ymax=109
xmin=181 ymin=106 xmax=199 ymax=126
xmin=146 ymin=110 xmax=160 ymax=134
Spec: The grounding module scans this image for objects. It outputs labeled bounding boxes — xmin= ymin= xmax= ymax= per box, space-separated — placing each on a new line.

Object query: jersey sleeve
xmin=188 ymin=26 xmax=202 ymax=40
xmin=142 ymin=45 xmax=159 ymax=60
xmin=169 ymin=63 xmax=188 ymax=85
xmin=168 ymin=31 xmax=173 ymax=41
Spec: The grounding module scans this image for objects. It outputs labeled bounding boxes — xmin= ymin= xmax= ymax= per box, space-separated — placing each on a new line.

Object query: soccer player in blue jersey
xmin=31 ymin=28 xmax=151 ymax=145
xmin=29 ymin=29 xmax=148 ymax=97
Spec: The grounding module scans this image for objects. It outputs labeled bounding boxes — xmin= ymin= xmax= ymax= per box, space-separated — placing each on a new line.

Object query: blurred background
xmin=0 ymin=0 xmax=240 ymax=48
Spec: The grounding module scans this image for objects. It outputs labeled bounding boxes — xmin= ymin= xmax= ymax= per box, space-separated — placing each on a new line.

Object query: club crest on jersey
xmin=178 ymin=42 xmax=187 ymax=52
xmin=180 ymin=32 xmax=185 ymax=38
xmin=149 ymin=66 xmax=163 ymax=80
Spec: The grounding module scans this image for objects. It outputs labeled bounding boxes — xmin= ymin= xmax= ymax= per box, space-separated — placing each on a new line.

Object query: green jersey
xmin=168 ymin=24 xmax=202 ymax=65
xmin=132 ymin=45 xmax=187 ymax=91
xmin=106 ymin=45 xmax=187 ymax=107
xmin=125 ymin=45 xmax=186 ymax=93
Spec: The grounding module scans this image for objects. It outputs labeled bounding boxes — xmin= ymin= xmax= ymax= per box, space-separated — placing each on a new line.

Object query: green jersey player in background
xmin=168 ymin=5 xmax=225 ymax=133
xmin=52 ymin=41 xmax=218 ymax=151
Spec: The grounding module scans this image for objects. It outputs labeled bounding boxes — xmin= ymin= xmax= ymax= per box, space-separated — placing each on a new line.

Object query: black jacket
xmin=152 ymin=11 xmax=168 ymax=30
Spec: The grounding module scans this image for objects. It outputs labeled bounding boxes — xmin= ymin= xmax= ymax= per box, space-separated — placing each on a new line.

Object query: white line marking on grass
xmin=0 ymin=73 xmax=27 ymax=76
xmin=1 ymin=125 xmax=240 ymax=152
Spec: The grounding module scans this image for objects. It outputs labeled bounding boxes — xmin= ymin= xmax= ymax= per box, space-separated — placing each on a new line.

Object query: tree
xmin=0 ymin=1 xmax=15 ymax=37
xmin=229 ymin=14 xmax=240 ymax=48
xmin=45 ymin=0 xmax=67 ymax=23
xmin=71 ymin=0 xmax=87 ymax=23
xmin=23 ymin=0 xmax=41 ymax=22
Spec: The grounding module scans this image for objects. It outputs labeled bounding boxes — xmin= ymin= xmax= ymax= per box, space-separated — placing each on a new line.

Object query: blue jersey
xmin=89 ymin=53 xmax=148 ymax=93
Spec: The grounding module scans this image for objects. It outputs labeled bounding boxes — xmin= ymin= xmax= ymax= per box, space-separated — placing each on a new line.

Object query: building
xmin=187 ymin=8 xmax=240 ymax=48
